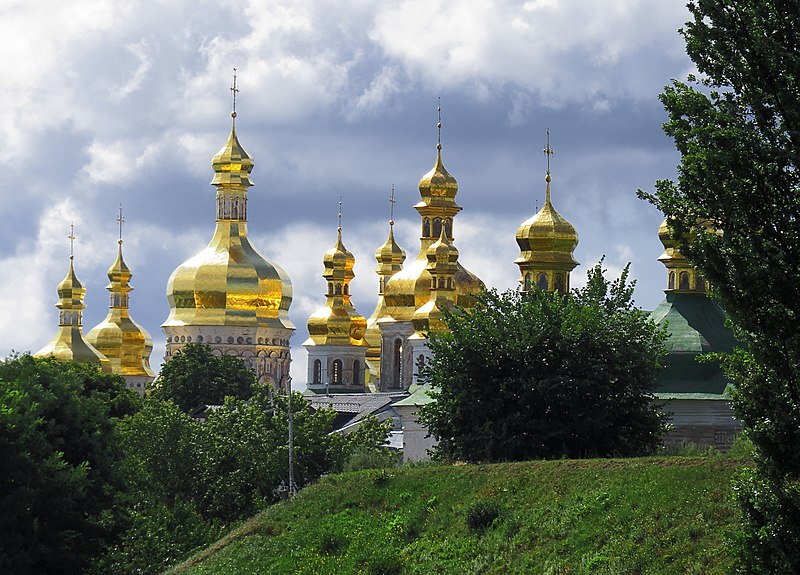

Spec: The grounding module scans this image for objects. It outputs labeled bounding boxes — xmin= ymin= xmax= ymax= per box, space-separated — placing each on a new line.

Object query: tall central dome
xmin=162 ymin=82 xmax=294 ymax=391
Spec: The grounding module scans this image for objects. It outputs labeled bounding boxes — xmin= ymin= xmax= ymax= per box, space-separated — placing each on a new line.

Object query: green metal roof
xmin=393 ymin=383 xmax=437 ymax=407
xmin=649 ymin=292 xmax=738 ymax=397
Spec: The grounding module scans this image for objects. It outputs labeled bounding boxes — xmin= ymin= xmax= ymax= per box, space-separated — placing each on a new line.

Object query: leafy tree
xmin=639 ymin=1 xmax=800 ymax=571
xmin=0 ymin=354 xmax=139 ymax=574
xmin=150 ymin=342 xmax=259 ymax=412
xmin=104 ymin=391 xmax=392 ymax=573
xmin=418 ymin=264 xmax=667 ymax=462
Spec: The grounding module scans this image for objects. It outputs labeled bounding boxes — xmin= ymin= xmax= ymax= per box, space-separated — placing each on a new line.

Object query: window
xmin=393 ymin=339 xmax=402 ymax=388
xmin=679 ymin=271 xmax=690 ymax=290
xmin=423 ymin=219 xmax=431 ymax=237
xmin=524 ymin=273 xmax=531 ymax=292
xmin=668 ymin=272 xmax=675 ymax=290
xmin=555 ymin=274 xmax=565 ymax=294
xmin=537 ymin=273 xmax=548 ymax=291
xmin=444 ymin=219 xmax=452 ymax=238
xmin=433 ymin=217 xmax=442 ymax=237
xmin=313 ymin=359 xmax=321 ymax=384
xmin=332 ymin=359 xmax=342 ymax=384
xmin=353 ymin=360 xmax=361 ymax=386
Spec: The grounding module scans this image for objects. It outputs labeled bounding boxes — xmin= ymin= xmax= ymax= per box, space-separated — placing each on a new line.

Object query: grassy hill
xmin=170 ymin=457 xmax=744 ymax=575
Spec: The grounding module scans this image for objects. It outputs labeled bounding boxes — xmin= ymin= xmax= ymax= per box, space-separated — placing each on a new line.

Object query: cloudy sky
xmin=0 ymin=0 xmax=695 ymax=385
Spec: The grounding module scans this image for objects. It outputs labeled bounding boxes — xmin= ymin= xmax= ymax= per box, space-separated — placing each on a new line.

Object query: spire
xmin=515 ymin=129 xmax=578 ymax=294
xmin=304 ymin=204 xmax=367 ymax=347
xmin=36 ymin=226 xmax=111 ymax=371
xmin=87 ymin=208 xmax=155 ymax=384
xmin=211 ymin=69 xmax=253 ymax=221
xmin=544 ymin=128 xmax=554 ymax=205
xmin=375 ymin=185 xmax=406 ymax=286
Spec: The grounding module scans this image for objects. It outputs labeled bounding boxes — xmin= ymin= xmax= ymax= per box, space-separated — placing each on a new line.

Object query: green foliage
xmin=638 ymin=2 xmax=800 ymax=571
xmin=466 ymin=499 xmax=503 ymax=532
xmin=105 ymin=391 xmax=390 ymax=573
xmin=150 ymin=343 xmax=259 ymax=412
xmin=170 ymin=457 xmax=744 ymax=575
xmin=419 ymin=263 xmax=667 ymax=462
xmin=0 ymin=353 xmax=139 ymax=574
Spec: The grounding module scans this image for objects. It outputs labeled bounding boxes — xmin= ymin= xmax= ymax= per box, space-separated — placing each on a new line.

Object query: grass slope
xmin=170 ymin=457 xmax=743 ymax=575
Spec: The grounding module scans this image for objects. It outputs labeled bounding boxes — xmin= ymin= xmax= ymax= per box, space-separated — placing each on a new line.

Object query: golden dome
xmin=515 ymin=173 xmax=579 ymax=268
xmin=383 ymin=132 xmax=484 ymax=321
xmin=87 ymin=240 xmax=155 ymax=379
xmin=365 ymin=221 xmax=406 ymax=354
xmin=412 ymin=227 xmax=459 ymax=335
xmin=163 ymin=117 xmax=294 ymax=330
xmin=657 ymin=218 xmax=709 ymax=294
xmin=36 ymin=257 xmax=111 ymax=372
xmin=304 ymin=228 xmax=368 ymax=347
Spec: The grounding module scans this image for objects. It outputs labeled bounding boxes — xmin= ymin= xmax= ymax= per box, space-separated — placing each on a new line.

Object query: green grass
xmin=169 ymin=457 xmax=744 ymax=575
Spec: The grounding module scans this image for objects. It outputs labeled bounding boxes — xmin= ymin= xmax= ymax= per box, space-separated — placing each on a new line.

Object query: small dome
xmin=375 ymin=224 xmax=406 ymax=271
xmin=418 ymin=148 xmax=459 ymax=203
xmin=305 ymin=228 xmax=367 ymax=347
xmin=515 ymin=175 xmax=578 ymax=267
xmin=210 ymin=120 xmax=254 ymax=188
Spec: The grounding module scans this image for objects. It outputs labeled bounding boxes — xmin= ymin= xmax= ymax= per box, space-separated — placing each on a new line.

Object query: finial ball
xmin=231 ymin=111 xmax=237 ymax=119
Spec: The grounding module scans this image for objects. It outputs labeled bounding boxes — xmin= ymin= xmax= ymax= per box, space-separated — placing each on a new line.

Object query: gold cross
xmin=389 ymin=184 xmax=396 ymax=225
xmin=68 ymin=223 xmax=75 ymax=260
xmin=437 ymin=97 xmax=442 ymax=150
xmin=543 ymin=128 xmax=554 ymax=175
xmin=117 ymin=204 xmax=125 ymax=241
xmin=231 ymin=68 xmax=239 ymax=116
xmin=338 ymin=195 xmax=343 ymax=231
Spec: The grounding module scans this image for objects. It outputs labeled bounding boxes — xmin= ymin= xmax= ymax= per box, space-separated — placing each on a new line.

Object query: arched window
xmin=344 ymin=284 xmax=349 ymax=295
xmin=328 ymin=283 xmax=333 ymax=295
xmin=537 ymin=273 xmax=548 ymax=291
xmin=679 ymin=271 xmax=690 ymax=290
xmin=335 ymin=283 xmax=342 ymax=295
xmin=695 ymin=274 xmax=706 ymax=292
xmin=332 ymin=359 xmax=342 ymax=384
xmin=555 ymin=274 xmax=565 ymax=294
xmin=353 ymin=360 xmax=361 ymax=386
xmin=668 ymin=272 xmax=675 ymax=290
xmin=313 ymin=359 xmax=321 ymax=384
xmin=423 ymin=219 xmax=431 ymax=237
xmin=444 ymin=219 xmax=452 ymax=238
xmin=524 ymin=273 xmax=531 ymax=292
xmin=393 ymin=339 xmax=402 ymax=388
xmin=433 ymin=217 xmax=443 ymax=237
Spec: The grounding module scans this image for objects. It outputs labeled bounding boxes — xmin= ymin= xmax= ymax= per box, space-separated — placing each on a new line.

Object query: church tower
xmin=36 ymin=226 xmax=111 ymax=373
xmin=379 ymin=104 xmax=484 ymax=391
xmin=515 ymin=131 xmax=579 ymax=294
xmin=162 ymin=74 xmax=294 ymax=392
xmin=364 ymin=186 xmax=406 ymax=384
xmin=87 ymin=208 xmax=155 ymax=395
xmin=649 ymin=219 xmax=739 ymax=449
xmin=303 ymin=205 xmax=368 ymax=392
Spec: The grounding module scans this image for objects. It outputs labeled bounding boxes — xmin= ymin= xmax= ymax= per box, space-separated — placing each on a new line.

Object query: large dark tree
xmin=0 ymin=354 xmax=140 ymax=574
xmin=639 ymin=2 xmax=800 ymax=571
xmin=150 ymin=342 xmax=259 ymax=412
xmin=418 ymin=264 xmax=667 ymax=462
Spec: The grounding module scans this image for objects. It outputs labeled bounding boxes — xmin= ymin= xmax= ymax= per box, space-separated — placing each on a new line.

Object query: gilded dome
xmin=304 ymin=228 xmax=368 ymax=347
xmin=412 ymin=228 xmax=460 ymax=334
xmin=36 ymin=257 xmax=111 ymax=371
xmin=384 ymin=138 xmax=483 ymax=321
xmin=163 ymin=118 xmax=294 ymax=330
xmin=87 ymin=240 xmax=155 ymax=379
xmin=515 ymin=174 xmax=579 ymax=268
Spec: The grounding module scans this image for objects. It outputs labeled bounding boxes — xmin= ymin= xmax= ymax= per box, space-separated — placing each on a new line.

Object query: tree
xmin=0 ymin=354 xmax=140 ymax=574
xmin=104 ymin=391 xmax=392 ymax=573
xmin=418 ymin=264 xmax=667 ymax=463
xmin=638 ymin=2 xmax=800 ymax=572
xmin=150 ymin=343 xmax=259 ymax=412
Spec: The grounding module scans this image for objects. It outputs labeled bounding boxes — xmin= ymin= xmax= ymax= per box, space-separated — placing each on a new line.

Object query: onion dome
xmin=162 ymin=114 xmax=294 ymax=331
xmin=87 ymin=238 xmax=155 ymax=379
xmin=412 ymin=227 xmax=459 ymax=335
xmin=36 ymin=255 xmax=111 ymax=372
xmin=383 ymin=107 xmax=484 ymax=321
xmin=657 ymin=219 xmax=708 ymax=293
xmin=365 ymin=219 xmax=406 ymax=365
xmin=515 ymin=170 xmax=579 ymax=294
xmin=304 ymin=227 xmax=368 ymax=347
